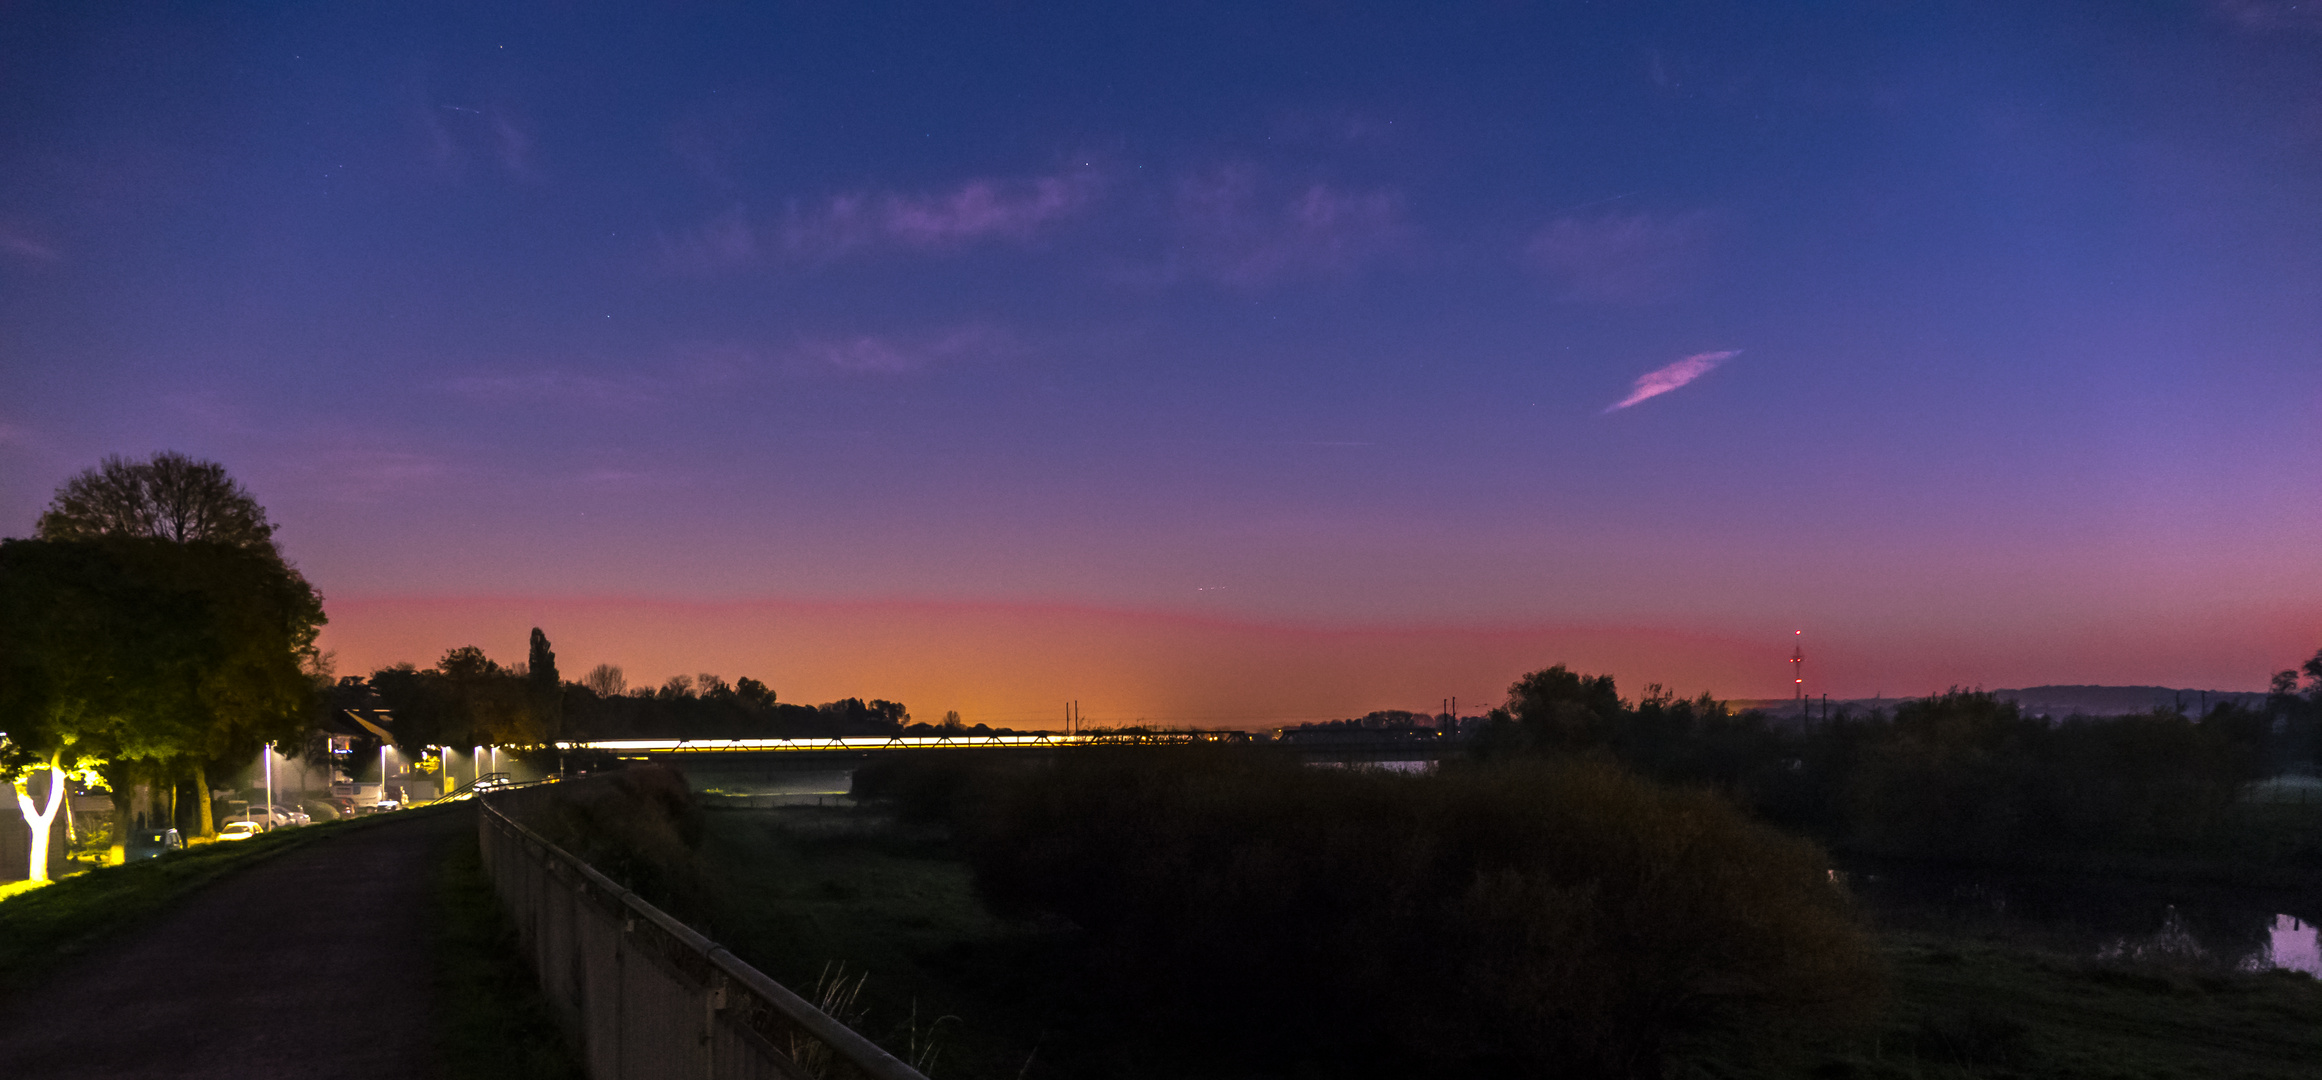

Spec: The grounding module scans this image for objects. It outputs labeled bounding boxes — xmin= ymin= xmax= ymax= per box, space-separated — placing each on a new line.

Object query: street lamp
xmin=381 ymin=744 xmax=391 ymax=809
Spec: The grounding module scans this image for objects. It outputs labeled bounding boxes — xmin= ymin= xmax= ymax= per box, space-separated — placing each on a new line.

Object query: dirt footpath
xmin=0 ymin=806 xmax=470 ymax=1079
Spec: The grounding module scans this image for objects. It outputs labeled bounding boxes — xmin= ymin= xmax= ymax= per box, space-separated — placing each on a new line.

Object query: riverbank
xmin=679 ymin=800 xmax=2322 ymax=1079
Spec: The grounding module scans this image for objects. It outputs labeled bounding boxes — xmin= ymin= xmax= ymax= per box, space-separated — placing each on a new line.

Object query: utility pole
xmin=1791 ymin=631 xmax=1806 ymax=723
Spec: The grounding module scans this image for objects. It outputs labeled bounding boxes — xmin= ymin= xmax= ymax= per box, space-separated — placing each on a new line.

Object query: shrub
xmin=850 ymin=750 xmax=1031 ymax=825
xmin=527 ymin=764 xmax=707 ymax=913
xmin=966 ymin=750 xmax=1881 ymax=1078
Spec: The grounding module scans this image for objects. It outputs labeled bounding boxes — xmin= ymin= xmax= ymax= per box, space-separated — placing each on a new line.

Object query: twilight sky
xmin=5 ymin=1 xmax=2321 ymax=726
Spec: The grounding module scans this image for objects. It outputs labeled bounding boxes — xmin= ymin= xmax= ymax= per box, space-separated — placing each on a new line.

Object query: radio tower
xmin=1790 ymin=631 xmax=1806 ymax=720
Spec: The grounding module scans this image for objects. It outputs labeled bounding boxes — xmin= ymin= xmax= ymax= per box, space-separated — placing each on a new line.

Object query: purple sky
xmin=5 ymin=2 xmax=2320 ymax=723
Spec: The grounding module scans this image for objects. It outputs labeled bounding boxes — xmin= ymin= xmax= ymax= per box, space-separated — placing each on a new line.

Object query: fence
xmin=476 ymin=793 xmax=929 ymax=1080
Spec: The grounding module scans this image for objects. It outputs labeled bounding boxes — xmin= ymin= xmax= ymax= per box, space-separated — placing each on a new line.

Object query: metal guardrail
xmin=476 ymin=793 xmax=928 ymax=1080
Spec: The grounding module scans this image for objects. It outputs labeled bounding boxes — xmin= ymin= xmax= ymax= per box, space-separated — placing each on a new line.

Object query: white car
xmin=244 ymin=804 xmax=308 ymax=828
xmin=217 ymin=821 xmax=263 ymax=842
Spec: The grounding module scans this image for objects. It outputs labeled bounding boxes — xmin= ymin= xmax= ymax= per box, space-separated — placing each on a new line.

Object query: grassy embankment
xmin=430 ymin=819 xmax=586 ymax=1080
xmin=687 ymin=797 xmax=2322 ymax=1080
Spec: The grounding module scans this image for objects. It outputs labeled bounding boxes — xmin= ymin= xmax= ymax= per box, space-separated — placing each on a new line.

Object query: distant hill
xmin=1730 ymin=685 xmax=2270 ymax=719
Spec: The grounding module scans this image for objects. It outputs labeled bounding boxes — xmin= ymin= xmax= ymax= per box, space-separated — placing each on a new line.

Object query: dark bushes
xmin=958 ymin=751 xmax=1880 ymax=1078
xmin=850 ymin=750 xmax=1034 ymax=825
xmin=1479 ymin=668 xmax=2305 ymax=872
xmin=1843 ymin=693 xmax=2273 ymax=863
xmin=524 ymin=764 xmax=707 ymax=913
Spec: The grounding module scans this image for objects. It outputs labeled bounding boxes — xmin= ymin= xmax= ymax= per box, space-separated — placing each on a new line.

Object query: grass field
xmin=686 ymin=800 xmax=2322 ymax=1080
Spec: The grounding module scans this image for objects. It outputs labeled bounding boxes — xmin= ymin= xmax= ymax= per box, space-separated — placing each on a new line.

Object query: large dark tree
xmin=13 ymin=453 xmax=320 ymax=842
xmin=1506 ymin=664 xmax=1624 ymax=751
xmin=37 ymin=451 xmax=279 ymax=551
xmin=0 ymin=538 xmax=324 ymax=854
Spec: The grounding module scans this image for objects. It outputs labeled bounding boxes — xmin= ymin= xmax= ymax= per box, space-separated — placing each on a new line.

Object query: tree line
xmin=333 ymin=632 xmax=918 ymax=758
xmin=1476 ymin=661 xmax=2322 ymax=872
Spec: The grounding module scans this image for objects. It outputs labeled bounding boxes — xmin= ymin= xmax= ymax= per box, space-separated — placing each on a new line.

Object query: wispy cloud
xmin=658 ymin=205 xmax=762 ymax=274
xmin=781 ymin=172 xmax=1099 ymax=259
xmin=443 ymin=370 xmax=669 ymax=407
xmin=670 ymin=93 xmax=779 ymax=189
xmin=1524 ymin=210 xmax=1712 ymax=304
xmin=2211 ymin=0 xmax=2322 ymax=31
xmin=659 ymin=170 xmax=1101 ymax=273
xmin=1269 ymin=108 xmax=1405 ymax=147
xmin=1171 ymin=166 xmax=1410 ymax=287
xmin=0 ymin=224 xmax=59 ymax=262
xmin=788 ymin=326 xmax=1013 ymax=376
xmin=1603 ymin=350 xmax=1740 ymax=413
xmin=417 ymin=96 xmax=540 ymax=181
xmin=304 ymin=447 xmax=453 ymax=501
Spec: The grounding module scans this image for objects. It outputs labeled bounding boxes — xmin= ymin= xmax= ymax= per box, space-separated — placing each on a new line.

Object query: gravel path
xmin=0 ymin=806 xmax=470 ymax=1079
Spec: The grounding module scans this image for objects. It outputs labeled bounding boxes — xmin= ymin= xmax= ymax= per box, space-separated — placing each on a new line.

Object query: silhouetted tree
xmin=0 ymin=538 xmax=323 ymax=849
xmin=527 ymin=628 xmax=562 ymax=739
xmin=37 ymin=451 xmax=279 ymax=551
xmin=581 ymin=663 xmax=626 ymax=697
xmin=26 ymin=453 xmax=317 ymax=840
xmin=1507 ymin=664 xmax=1623 ymax=751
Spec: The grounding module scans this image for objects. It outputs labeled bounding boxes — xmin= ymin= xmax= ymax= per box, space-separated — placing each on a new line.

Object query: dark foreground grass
xmin=430 ymin=823 xmax=586 ymax=1080
xmin=0 ymin=811 xmax=400 ymax=1001
xmin=693 ymin=801 xmax=2322 ymax=1080
xmin=691 ymin=802 xmax=1059 ymax=1079
xmin=1688 ymin=933 xmax=2322 ymax=1080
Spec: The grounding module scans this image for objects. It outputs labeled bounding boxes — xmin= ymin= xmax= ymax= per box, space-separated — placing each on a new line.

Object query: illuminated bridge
xmin=564 ymin=728 xmax=1462 ymax=764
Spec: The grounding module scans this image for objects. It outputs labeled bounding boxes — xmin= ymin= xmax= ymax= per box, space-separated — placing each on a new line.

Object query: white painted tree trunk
xmin=12 ymin=753 xmax=65 ymax=884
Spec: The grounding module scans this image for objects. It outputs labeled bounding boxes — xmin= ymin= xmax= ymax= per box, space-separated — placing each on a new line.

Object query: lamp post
xmin=381 ymin=744 xmax=391 ymax=810
xmin=263 ymin=746 xmax=274 ymax=830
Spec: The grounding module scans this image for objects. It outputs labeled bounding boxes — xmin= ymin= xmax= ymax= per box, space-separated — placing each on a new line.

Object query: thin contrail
xmin=1603 ymin=350 xmax=1740 ymax=413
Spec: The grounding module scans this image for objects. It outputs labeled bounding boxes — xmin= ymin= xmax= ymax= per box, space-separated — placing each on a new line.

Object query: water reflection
xmin=2251 ymin=915 xmax=2322 ymax=977
xmin=1845 ymin=863 xmax=2322 ymax=977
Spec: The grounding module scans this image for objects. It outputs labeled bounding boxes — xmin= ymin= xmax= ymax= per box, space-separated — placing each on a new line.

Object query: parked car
xmin=126 ymin=828 xmax=183 ymax=861
xmin=235 ymin=803 xmax=308 ymax=829
xmin=216 ymin=821 xmax=263 ymax=842
xmin=373 ymin=799 xmax=400 ymax=812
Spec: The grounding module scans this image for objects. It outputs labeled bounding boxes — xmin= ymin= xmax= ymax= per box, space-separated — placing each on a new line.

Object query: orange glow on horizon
xmin=314 ymin=595 xmax=2300 ymax=727
xmin=315 ymin=596 xmax=1781 ymax=729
